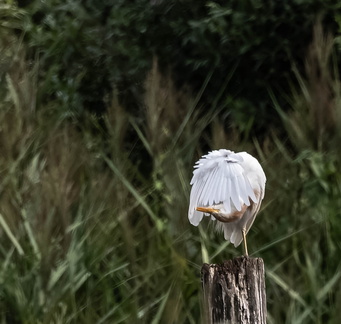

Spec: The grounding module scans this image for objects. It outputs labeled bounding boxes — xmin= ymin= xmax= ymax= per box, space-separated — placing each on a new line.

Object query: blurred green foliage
xmin=16 ymin=0 xmax=341 ymax=132
xmin=0 ymin=1 xmax=341 ymax=323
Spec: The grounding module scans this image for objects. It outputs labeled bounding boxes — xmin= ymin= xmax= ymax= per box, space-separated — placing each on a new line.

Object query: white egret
xmin=188 ymin=149 xmax=266 ymax=256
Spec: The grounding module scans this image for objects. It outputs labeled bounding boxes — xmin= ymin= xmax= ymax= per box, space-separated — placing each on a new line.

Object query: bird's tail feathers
xmin=228 ymin=226 xmax=243 ymax=247
xmin=216 ymin=223 xmax=243 ymax=247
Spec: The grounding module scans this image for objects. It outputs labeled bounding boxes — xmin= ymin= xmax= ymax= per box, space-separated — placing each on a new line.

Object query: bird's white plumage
xmin=188 ymin=149 xmax=266 ymax=247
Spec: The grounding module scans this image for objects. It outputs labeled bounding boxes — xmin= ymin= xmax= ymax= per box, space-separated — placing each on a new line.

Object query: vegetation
xmin=0 ymin=1 xmax=341 ymax=323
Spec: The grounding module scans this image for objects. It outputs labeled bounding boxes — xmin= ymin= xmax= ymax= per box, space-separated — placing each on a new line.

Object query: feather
xmin=230 ymin=167 xmax=242 ymax=211
xmin=188 ymin=149 xmax=266 ymax=248
xmin=222 ymin=177 xmax=230 ymax=212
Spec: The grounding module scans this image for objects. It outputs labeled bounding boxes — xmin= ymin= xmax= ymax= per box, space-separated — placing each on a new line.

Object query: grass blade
xmin=0 ymin=213 xmax=24 ymax=255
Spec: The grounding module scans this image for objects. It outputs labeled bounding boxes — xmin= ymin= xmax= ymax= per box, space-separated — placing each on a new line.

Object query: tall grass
xmin=265 ymin=21 xmax=341 ymax=324
xmin=0 ymin=22 xmax=341 ymax=324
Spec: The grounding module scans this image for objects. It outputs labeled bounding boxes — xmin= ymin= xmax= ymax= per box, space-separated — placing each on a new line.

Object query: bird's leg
xmin=242 ymin=229 xmax=248 ymax=256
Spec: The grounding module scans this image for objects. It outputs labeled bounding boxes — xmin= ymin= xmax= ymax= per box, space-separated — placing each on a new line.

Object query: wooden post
xmin=201 ymin=257 xmax=266 ymax=324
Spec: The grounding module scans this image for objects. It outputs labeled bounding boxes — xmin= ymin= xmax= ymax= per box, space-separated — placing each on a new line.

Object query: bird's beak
xmin=196 ymin=207 xmax=219 ymax=214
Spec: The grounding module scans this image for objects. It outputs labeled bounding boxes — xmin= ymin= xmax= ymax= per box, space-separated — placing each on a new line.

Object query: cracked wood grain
xmin=201 ymin=257 xmax=266 ymax=324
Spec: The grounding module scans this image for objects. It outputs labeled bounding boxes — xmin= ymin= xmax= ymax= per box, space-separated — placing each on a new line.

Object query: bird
xmin=188 ymin=149 xmax=266 ymax=256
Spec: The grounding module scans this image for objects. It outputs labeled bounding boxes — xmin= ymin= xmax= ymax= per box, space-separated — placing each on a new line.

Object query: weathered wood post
xmin=201 ymin=257 xmax=266 ymax=324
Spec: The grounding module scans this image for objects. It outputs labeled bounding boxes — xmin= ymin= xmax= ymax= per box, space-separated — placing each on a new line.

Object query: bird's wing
xmin=188 ymin=150 xmax=258 ymax=226
xmin=220 ymin=186 xmax=264 ymax=247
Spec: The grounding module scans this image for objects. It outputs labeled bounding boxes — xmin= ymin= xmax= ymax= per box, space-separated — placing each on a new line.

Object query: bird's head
xmin=196 ymin=206 xmax=220 ymax=216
